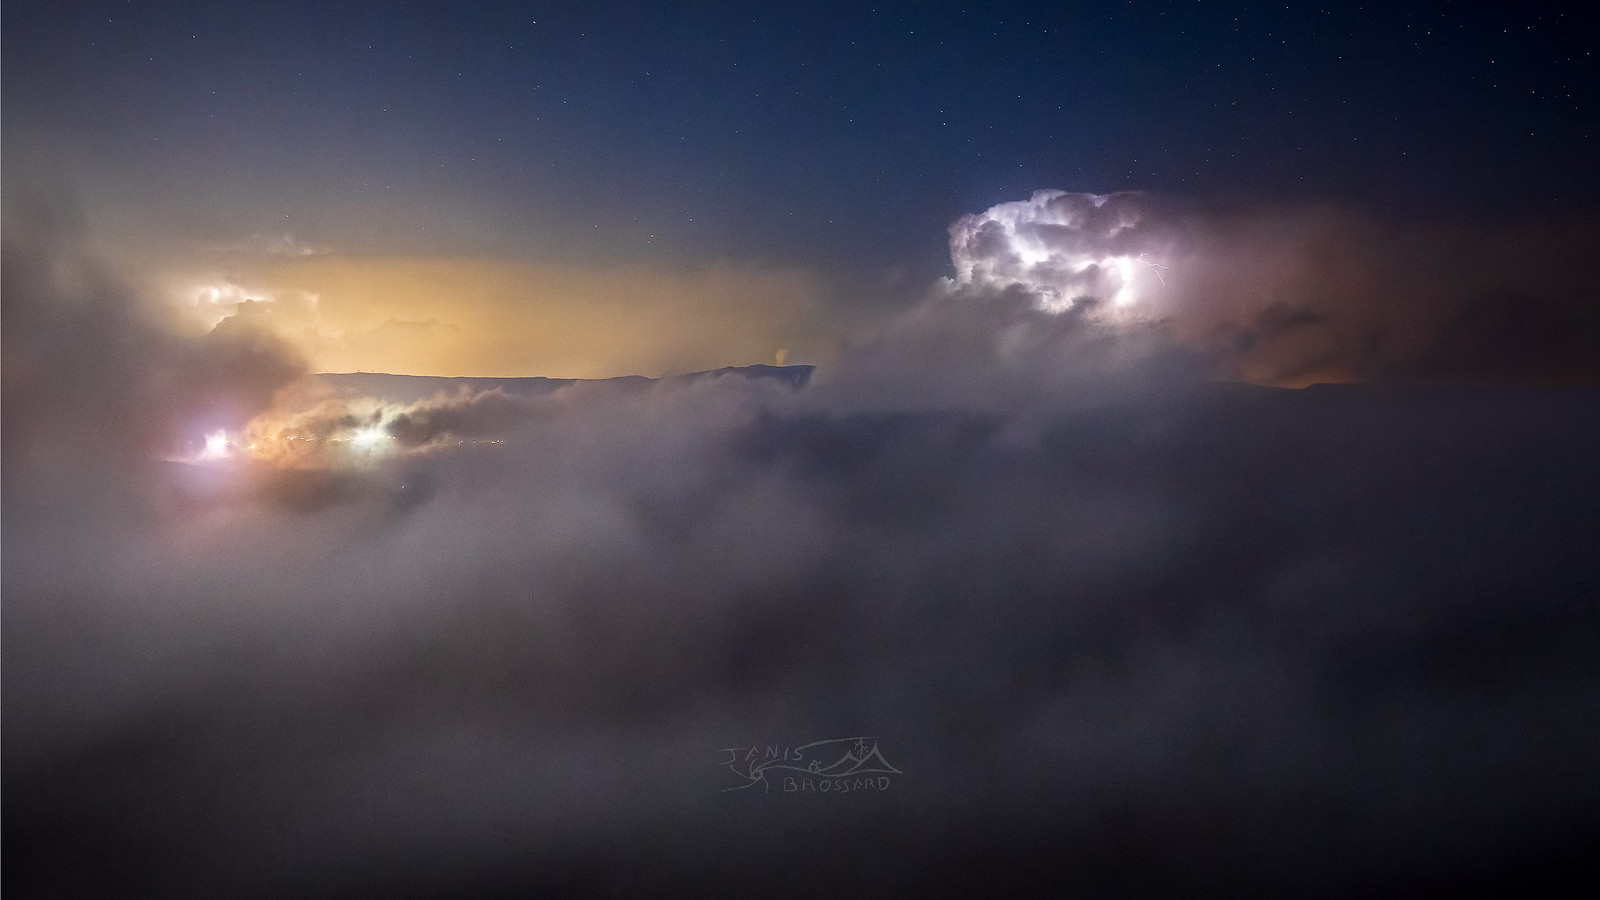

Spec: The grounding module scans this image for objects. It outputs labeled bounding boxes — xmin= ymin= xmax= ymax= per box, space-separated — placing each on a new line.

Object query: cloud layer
xmin=947 ymin=191 xmax=1600 ymax=386
xmin=5 ymin=192 xmax=1600 ymax=897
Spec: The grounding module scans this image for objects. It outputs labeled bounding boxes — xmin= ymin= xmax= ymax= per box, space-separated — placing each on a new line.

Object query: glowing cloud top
xmin=948 ymin=190 xmax=1175 ymax=314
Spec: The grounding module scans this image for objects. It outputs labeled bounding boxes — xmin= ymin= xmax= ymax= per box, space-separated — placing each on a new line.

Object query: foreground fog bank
xmin=9 ymin=376 xmax=1599 ymax=897
xmin=6 ymin=197 xmax=1600 ymax=896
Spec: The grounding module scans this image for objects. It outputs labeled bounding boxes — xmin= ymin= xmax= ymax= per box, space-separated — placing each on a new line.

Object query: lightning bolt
xmin=1138 ymin=253 xmax=1170 ymax=285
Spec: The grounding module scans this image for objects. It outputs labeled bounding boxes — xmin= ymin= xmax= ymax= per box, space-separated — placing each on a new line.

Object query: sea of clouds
xmin=5 ymin=190 xmax=1599 ymax=896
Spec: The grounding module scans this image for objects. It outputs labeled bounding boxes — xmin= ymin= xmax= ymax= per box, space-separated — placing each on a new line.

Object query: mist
xmin=5 ymin=192 xmax=1600 ymax=897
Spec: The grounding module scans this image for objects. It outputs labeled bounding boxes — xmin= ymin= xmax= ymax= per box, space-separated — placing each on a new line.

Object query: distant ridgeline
xmin=314 ymin=365 xmax=815 ymax=404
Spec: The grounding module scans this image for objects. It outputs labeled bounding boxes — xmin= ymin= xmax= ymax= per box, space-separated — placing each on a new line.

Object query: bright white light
xmin=194 ymin=430 xmax=232 ymax=462
xmin=351 ymin=424 xmax=390 ymax=451
xmin=948 ymin=190 xmax=1172 ymax=316
xmin=1108 ymin=256 xmax=1140 ymax=307
xmin=182 ymin=282 xmax=257 ymax=331
xmin=1014 ymin=238 xmax=1053 ymax=266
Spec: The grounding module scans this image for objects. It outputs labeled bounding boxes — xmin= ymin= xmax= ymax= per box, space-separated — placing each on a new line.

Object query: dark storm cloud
xmin=6 ymin=200 xmax=1600 ymax=897
xmin=382 ymin=388 xmax=543 ymax=448
xmin=948 ymin=192 xmax=1600 ymax=386
xmin=1184 ymin=206 xmax=1600 ymax=385
xmin=1 ymin=196 xmax=306 ymax=468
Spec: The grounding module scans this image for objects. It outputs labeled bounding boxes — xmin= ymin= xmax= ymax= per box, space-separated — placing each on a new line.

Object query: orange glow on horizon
xmin=168 ymin=255 xmax=832 ymax=380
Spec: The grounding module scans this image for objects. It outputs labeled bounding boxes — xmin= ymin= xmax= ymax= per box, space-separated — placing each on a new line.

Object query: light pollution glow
xmin=173 ymin=392 xmax=512 ymax=471
xmin=160 ymin=193 xmax=1181 ymax=391
xmin=162 ymin=193 xmax=1197 ymax=473
xmin=162 ymin=255 xmax=835 ymax=380
xmin=158 ymin=188 xmax=1600 ymax=474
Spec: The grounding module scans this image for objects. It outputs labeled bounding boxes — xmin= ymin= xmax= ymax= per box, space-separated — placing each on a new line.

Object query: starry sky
xmin=7 ymin=1 xmax=1596 ymax=307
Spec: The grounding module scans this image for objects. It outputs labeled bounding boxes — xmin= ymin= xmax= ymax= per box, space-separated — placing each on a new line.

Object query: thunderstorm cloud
xmin=946 ymin=191 xmax=1600 ymax=385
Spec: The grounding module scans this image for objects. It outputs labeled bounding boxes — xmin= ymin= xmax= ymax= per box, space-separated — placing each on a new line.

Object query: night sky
xmin=5 ymin=2 xmax=1600 ymax=898
xmin=9 ymin=1 xmax=1598 ymax=269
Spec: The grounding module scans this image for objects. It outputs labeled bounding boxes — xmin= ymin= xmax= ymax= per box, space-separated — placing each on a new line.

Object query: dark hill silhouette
xmin=314 ymin=364 xmax=813 ymax=404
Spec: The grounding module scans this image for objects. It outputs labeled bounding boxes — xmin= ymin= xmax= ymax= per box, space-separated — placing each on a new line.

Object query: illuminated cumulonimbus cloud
xmin=948 ymin=190 xmax=1177 ymax=314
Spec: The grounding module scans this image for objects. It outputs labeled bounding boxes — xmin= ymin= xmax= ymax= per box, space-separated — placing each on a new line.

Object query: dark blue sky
xmin=5 ymin=0 xmax=1597 ymax=275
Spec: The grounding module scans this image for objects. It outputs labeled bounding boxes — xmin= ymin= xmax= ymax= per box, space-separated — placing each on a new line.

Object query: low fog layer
xmin=5 ymin=194 xmax=1600 ymax=897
